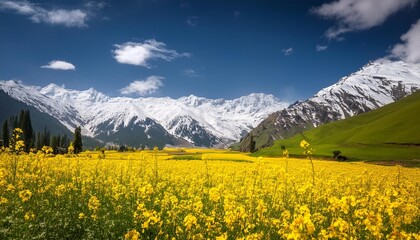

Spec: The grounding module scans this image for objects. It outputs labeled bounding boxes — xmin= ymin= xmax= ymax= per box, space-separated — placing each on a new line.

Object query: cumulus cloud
xmin=0 ymin=0 xmax=35 ymax=14
xmin=120 ymin=76 xmax=164 ymax=96
xmin=316 ymin=45 xmax=328 ymax=52
xmin=0 ymin=0 xmax=88 ymax=27
xmin=0 ymin=0 xmax=87 ymax=27
xmin=113 ymin=39 xmax=190 ymax=68
xmin=391 ymin=19 xmax=420 ymax=63
xmin=41 ymin=60 xmax=76 ymax=70
xmin=311 ymin=0 xmax=416 ymax=39
xmin=183 ymin=68 xmax=199 ymax=77
xmin=282 ymin=47 xmax=293 ymax=56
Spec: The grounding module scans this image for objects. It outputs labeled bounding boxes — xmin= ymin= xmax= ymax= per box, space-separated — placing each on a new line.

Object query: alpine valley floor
xmin=1 ymin=149 xmax=419 ymax=239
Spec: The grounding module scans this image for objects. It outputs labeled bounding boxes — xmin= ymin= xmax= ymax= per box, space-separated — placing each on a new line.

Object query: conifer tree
xmin=249 ymin=135 xmax=256 ymax=153
xmin=73 ymin=126 xmax=83 ymax=154
xmin=2 ymin=120 xmax=9 ymax=147
xmin=43 ymin=126 xmax=50 ymax=147
xmin=36 ymin=132 xmax=42 ymax=150
xmin=19 ymin=110 xmax=34 ymax=152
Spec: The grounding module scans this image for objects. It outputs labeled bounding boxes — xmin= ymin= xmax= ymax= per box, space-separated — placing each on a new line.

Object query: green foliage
xmin=73 ymin=126 xmax=83 ymax=154
xmin=256 ymin=91 xmax=420 ymax=163
xmin=171 ymin=155 xmax=202 ymax=160
xmin=249 ymin=135 xmax=256 ymax=153
xmin=332 ymin=150 xmax=341 ymax=159
xmin=19 ymin=110 xmax=34 ymax=152
xmin=1 ymin=110 xmax=34 ymax=152
xmin=2 ymin=120 xmax=9 ymax=147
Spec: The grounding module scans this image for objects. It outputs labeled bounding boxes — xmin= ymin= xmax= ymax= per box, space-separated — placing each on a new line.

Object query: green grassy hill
xmin=256 ymin=91 xmax=420 ymax=164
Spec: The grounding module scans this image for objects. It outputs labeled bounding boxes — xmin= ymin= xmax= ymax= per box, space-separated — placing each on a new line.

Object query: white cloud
xmin=0 ymin=1 xmax=36 ymax=14
xmin=40 ymin=9 xmax=87 ymax=27
xmin=0 ymin=0 xmax=88 ymax=27
xmin=183 ymin=68 xmax=199 ymax=77
xmin=316 ymin=45 xmax=328 ymax=52
xmin=84 ymin=1 xmax=107 ymax=10
xmin=120 ymin=76 xmax=164 ymax=96
xmin=312 ymin=0 xmax=416 ymax=39
xmin=113 ymin=39 xmax=190 ymax=68
xmin=391 ymin=19 xmax=420 ymax=63
xmin=282 ymin=47 xmax=293 ymax=56
xmin=186 ymin=16 xmax=199 ymax=26
xmin=41 ymin=60 xmax=75 ymax=70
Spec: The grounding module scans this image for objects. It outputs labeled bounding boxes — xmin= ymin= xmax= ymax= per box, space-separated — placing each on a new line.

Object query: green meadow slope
xmin=256 ymin=91 xmax=420 ymax=164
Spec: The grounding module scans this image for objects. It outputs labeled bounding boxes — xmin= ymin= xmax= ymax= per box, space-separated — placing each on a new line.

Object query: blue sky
xmin=0 ymin=0 xmax=419 ymax=102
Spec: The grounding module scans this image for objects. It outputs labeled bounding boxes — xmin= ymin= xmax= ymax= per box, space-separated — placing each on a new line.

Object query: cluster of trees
xmin=1 ymin=110 xmax=83 ymax=154
xmin=2 ymin=110 xmax=34 ymax=152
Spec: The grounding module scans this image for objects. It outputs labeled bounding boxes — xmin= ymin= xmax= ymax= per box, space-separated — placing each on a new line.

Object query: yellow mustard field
xmin=1 ymin=149 xmax=419 ymax=239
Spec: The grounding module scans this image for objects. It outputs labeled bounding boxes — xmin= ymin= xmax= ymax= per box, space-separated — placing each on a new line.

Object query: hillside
xmin=0 ymin=90 xmax=100 ymax=149
xmin=256 ymin=90 xmax=420 ymax=163
xmin=238 ymin=59 xmax=420 ymax=152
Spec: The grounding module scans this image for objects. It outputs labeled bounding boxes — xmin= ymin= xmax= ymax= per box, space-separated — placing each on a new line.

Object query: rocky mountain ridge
xmin=0 ymin=80 xmax=288 ymax=148
xmin=238 ymin=59 xmax=420 ymax=151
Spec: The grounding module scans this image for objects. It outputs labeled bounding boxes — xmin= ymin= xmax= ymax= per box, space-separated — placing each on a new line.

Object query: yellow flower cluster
xmin=88 ymin=195 xmax=100 ymax=220
xmin=0 ymin=149 xmax=419 ymax=239
xmin=18 ymin=189 xmax=32 ymax=203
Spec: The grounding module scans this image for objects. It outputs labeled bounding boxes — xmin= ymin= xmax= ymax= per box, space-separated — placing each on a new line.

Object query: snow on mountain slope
xmin=39 ymin=85 xmax=288 ymax=145
xmin=238 ymin=59 xmax=420 ymax=151
xmin=0 ymin=80 xmax=85 ymax=132
xmin=0 ymin=80 xmax=288 ymax=147
xmin=310 ymin=59 xmax=420 ymax=121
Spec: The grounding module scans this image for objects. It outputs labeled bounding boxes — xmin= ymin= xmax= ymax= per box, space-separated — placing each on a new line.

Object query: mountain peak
xmin=0 ymin=80 xmax=288 ymax=147
xmin=238 ymin=59 xmax=420 ymax=151
xmin=41 ymin=83 xmax=66 ymax=94
xmin=178 ymin=94 xmax=209 ymax=106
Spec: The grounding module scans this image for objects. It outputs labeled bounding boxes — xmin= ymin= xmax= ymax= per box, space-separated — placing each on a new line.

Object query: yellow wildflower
xmin=124 ymin=229 xmax=140 ymax=240
xmin=24 ymin=211 xmax=35 ymax=221
xmin=19 ymin=189 xmax=32 ymax=202
xmin=88 ymin=195 xmax=100 ymax=212
xmin=184 ymin=214 xmax=198 ymax=231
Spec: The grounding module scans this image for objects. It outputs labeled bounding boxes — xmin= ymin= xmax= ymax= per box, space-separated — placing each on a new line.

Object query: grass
xmin=254 ymin=91 xmax=420 ymax=165
xmin=168 ymin=150 xmax=254 ymax=163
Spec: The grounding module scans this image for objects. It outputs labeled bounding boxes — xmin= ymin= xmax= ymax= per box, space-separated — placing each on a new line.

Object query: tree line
xmin=1 ymin=110 xmax=83 ymax=154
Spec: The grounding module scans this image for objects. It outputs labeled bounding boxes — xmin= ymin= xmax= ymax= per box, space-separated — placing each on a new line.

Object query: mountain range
xmin=0 ymin=80 xmax=288 ymax=148
xmin=1 ymin=59 xmax=419 ymax=150
xmin=237 ymin=59 xmax=420 ymax=151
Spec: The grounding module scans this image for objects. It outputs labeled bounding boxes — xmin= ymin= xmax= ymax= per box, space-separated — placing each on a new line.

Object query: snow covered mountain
xmin=0 ymin=80 xmax=288 ymax=148
xmin=238 ymin=59 xmax=420 ymax=151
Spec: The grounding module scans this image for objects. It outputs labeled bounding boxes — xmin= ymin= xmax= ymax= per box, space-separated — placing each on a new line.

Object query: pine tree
xmin=249 ymin=135 xmax=256 ymax=153
xmin=51 ymin=135 xmax=58 ymax=154
xmin=36 ymin=132 xmax=42 ymax=150
xmin=73 ymin=126 xmax=83 ymax=154
xmin=61 ymin=134 xmax=69 ymax=149
xmin=43 ymin=126 xmax=50 ymax=147
xmin=2 ymin=120 xmax=9 ymax=147
xmin=19 ymin=110 xmax=34 ymax=152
